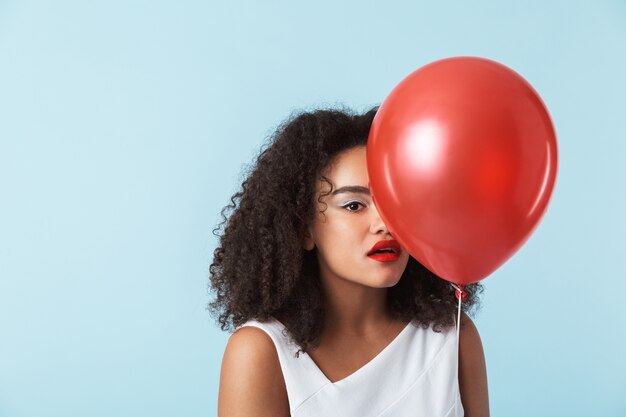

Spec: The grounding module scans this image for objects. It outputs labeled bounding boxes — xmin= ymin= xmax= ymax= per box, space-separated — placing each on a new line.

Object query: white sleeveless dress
xmin=236 ymin=318 xmax=464 ymax=417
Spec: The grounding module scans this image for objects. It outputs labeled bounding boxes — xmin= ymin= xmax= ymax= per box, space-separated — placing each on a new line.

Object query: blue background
xmin=1 ymin=1 xmax=625 ymax=416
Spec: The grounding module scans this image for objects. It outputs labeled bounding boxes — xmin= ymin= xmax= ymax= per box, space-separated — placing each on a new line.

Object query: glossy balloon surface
xmin=367 ymin=57 xmax=558 ymax=284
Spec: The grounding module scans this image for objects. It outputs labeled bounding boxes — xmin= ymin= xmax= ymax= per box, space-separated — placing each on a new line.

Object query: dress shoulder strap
xmin=236 ymin=319 xmax=329 ymax=412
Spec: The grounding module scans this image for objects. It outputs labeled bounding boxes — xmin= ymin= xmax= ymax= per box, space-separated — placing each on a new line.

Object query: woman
xmin=209 ymin=107 xmax=489 ymax=416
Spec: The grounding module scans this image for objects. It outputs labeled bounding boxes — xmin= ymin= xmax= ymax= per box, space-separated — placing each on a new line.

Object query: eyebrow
xmin=331 ymin=185 xmax=371 ymax=196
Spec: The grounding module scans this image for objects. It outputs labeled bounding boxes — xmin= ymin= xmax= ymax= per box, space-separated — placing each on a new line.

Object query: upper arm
xmin=459 ymin=313 xmax=490 ymax=417
xmin=218 ymin=326 xmax=290 ymax=417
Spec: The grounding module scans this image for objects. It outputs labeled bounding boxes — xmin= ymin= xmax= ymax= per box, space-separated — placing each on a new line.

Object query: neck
xmin=320 ymin=273 xmax=393 ymax=337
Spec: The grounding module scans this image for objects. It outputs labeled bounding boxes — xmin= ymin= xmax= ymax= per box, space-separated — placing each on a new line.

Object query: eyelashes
xmin=340 ymin=201 xmax=367 ymax=212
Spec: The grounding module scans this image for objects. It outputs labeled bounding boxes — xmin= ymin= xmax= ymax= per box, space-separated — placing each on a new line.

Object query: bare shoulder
xmin=458 ymin=313 xmax=490 ymax=416
xmin=218 ymin=326 xmax=290 ymax=417
xmin=459 ymin=312 xmax=481 ymax=341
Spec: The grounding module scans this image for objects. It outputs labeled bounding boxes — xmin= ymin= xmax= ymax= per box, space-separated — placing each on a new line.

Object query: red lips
xmin=367 ymin=240 xmax=402 ymax=262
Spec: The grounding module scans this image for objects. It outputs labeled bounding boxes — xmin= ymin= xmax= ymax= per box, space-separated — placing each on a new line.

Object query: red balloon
xmin=367 ymin=57 xmax=558 ymax=285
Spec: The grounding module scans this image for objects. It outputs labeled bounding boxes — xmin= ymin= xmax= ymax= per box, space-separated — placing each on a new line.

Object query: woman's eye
xmin=342 ymin=202 xmax=364 ymax=212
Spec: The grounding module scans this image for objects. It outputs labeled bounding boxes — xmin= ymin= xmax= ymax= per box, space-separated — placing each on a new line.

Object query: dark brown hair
xmin=208 ymin=106 xmax=482 ymax=355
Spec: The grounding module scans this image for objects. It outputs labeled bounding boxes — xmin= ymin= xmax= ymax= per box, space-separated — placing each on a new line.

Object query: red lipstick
xmin=367 ymin=240 xmax=402 ymax=262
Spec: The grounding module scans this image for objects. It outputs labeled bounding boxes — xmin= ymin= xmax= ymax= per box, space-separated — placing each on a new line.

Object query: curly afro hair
xmin=208 ymin=105 xmax=482 ymax=356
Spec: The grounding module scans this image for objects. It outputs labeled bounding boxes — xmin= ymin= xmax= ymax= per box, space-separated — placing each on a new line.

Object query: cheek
xmin=320 ymin=224 xmax=358 ymax=255
xmin=400 ymin=252 xmax=411 ymax=269
xmin=313 ymin=218 xmax=364 ymax=259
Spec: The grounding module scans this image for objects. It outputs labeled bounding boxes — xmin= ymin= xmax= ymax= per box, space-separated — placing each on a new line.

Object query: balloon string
xmin=450 ymin=283 xmax=463 ymax=415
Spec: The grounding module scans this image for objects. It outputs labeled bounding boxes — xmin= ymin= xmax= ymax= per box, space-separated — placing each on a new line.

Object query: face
xmin=303 ymin=146 xmax=410 ymax=288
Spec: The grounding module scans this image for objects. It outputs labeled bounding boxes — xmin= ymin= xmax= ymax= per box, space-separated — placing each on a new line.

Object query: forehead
xmin=320 ymin=146 xmax=368 ymax=188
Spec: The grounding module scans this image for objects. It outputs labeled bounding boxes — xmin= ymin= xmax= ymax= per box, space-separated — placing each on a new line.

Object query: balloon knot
xmin=454 ymin=285 xmax=467 ymax=301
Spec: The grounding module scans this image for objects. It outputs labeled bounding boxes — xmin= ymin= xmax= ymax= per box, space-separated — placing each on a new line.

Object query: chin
xmin=367 ymin=273 xmax=403 ymax=288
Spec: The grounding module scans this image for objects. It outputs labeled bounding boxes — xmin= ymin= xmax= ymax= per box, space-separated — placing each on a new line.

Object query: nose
xmin=370 ymin=200 xmax=391 ymax=235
